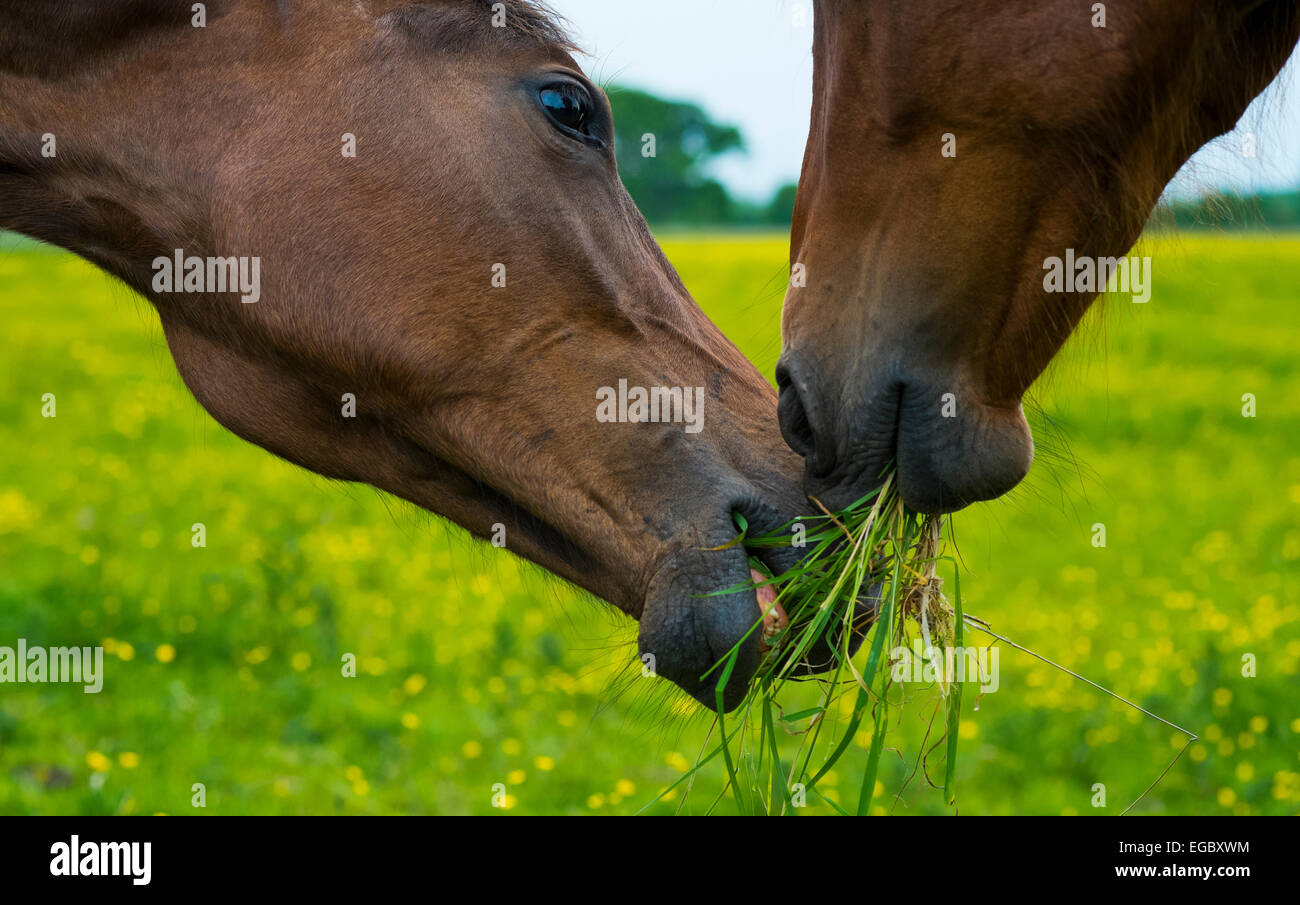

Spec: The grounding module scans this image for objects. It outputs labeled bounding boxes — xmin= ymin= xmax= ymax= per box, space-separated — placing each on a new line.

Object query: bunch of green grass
xmin=642 ymin=473 xmax=966 ymax=815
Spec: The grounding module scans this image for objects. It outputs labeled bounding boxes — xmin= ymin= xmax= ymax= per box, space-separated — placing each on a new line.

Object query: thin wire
xmin=963 ymin=612 xmax=1198 ymax=815
xmin=1118 ymin=738 xmax=1196 ymax=817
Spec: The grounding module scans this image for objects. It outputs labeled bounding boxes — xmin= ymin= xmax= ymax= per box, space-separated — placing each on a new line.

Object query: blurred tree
xmin=766 ymin=182 xmax=799 ymax=224
xmin=606 ymin=85 xmax=746 ymax=225
xmin=1153 ymin=188 xmax=1300 ymax=230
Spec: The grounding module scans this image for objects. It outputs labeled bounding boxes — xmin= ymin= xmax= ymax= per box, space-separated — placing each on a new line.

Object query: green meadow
xmin=0 ymin=233 xmax=1296 ymax=815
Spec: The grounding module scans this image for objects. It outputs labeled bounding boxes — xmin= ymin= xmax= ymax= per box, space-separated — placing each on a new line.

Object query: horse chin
xmin=638 ymin=543 xmax=764 ymax=713
xmin=894 ymin=401 xmax=1035 ymax=515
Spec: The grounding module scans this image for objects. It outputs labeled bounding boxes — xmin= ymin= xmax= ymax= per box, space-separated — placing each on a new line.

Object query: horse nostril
xmin=776 ymin=362 xmax=816 ymax=459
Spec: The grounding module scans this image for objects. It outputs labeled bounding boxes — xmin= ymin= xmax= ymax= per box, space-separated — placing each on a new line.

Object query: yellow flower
xmin=118 ymin=752 xmax=140 ymax=769
xmin=507 ymin=769 xmax=526 ymax=785
xmin=1216 ymin=787 xmax=1236 ymax=807
xmin=615 ymin=779 xmax=636 ymax=796
xmin=462 ymin=740 xmax=483 ymax=759
xmin=116 ymin=642 xmax=135 ymax=661
xmin=0 ymin=489 xmax=38 ymax=534
xmin=958 ymin=721 xmax=978 ymax=740
xmin=401 ymin=712 xmax=420 ymax=730
xmin=586 ymin=794 xmax=605 ymax=809
xmin=85 ymin=751 xmax=111 ymax=772
xmin=291 ymin=652 xmax=311 ymax=671
xmin=534 ymin=756 xmax=555 ymax=771
xmin=502 ymin=738 xmax=521 ymax=755
xmin=403 ymin=674 xmax=427 ymax=696
xmin=155 ymin=644 xmax=176 ymax=663
xmin=345 ymin=765 xmax=364 ymax=783
xmin=1272 ymin=771 xmax=1300 ymax=801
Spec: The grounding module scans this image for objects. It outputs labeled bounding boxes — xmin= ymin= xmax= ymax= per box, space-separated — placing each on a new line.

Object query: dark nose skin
xmin=777 ymin=348 xmax=898 ymax=509
xmin=775 ymin=352 xmax=831 ymax=478
xmin=776 ymin=350 xmax=1033 ymax=515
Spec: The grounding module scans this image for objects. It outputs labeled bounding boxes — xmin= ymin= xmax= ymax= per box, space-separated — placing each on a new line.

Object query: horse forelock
xmin=0 ymin=0 xmax=579 ymax=78
xmin=377 ymin=0 xmax=580 ymax=56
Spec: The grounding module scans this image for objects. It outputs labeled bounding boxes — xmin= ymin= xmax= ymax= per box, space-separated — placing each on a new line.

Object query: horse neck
xmin=801 ymin=0 xmax=1300 ymax=249
xmin=0 ymin=3 xmax=243 ymax=294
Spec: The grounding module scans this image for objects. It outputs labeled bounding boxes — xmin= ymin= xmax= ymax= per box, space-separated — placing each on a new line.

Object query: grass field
xmin=0 ymin=232 xmax=1297 ymax=815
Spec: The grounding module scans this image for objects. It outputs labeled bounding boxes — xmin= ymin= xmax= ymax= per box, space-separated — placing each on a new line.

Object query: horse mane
xmin=1043 ymin=0 xmax=1300 ymax=254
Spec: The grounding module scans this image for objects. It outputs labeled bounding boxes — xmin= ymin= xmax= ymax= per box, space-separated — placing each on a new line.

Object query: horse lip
xmin=635 ymin=487 xmax=887 ymax=710
xmin=733 ymin=500 xmax=884 ymax=676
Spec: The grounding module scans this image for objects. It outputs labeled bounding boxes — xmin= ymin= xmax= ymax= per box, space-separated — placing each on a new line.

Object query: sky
xmin=549 ymin=0 xmax=1300 ymax=204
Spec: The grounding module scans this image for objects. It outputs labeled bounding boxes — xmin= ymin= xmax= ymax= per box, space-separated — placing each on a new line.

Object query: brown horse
xmin=778 ymin=0 xmax=1300 ymax=514
xmin=0 ymin=0 xmax=819 ymax=710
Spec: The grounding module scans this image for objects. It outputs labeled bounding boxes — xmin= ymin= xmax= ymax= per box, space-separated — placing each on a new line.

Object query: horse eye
xmin=538 ymin=84 xmax=591 ymax=136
